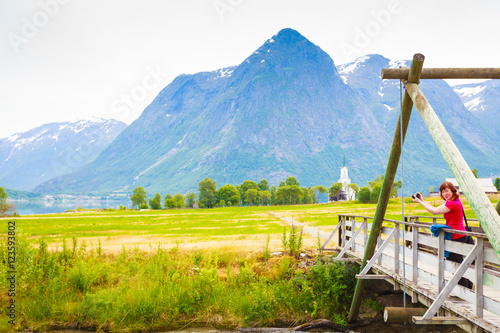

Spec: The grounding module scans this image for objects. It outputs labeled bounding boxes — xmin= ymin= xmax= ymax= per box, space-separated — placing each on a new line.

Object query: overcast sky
xmin=1 ymin=0 xmax=499 ymax=138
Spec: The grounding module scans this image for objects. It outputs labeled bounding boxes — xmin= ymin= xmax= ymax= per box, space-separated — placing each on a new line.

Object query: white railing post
xmin=412 ymin=221 xmax=419 ymax=303
xmin=394 ymin=223 xmax=400 ymax=275
xmin=475 ymin=237 xmax=484 ymax=318
xmin=438 ymin=231 xmax=445 ymax=292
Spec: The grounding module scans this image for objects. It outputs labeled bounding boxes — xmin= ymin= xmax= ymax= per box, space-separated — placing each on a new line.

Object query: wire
xmin=399 ymin=78 xmax=406 ymax=308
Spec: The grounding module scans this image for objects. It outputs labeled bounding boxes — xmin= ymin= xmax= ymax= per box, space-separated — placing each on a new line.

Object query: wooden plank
xmin=406 ymin=82 xmax=500 ymax=258
xmin=382 ymin=67 xmax=500 ymax=80
xmin=412 ymin=316 xmax=468 ymax=325
xmin=476 ymin=238 xmax=484 ymax=318
xmin=356 ymin=274 xmax=391 ymax=280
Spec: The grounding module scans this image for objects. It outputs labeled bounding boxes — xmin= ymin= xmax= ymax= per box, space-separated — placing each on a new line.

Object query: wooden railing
xmin=322 ymin=214 xmax=500 ymax=324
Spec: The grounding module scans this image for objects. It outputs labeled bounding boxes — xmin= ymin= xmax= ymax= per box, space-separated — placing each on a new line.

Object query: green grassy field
xmin=1 ymin=195 xmax=496 ymax=252
xmin=0 ymin=195 xmax=498 ymax=332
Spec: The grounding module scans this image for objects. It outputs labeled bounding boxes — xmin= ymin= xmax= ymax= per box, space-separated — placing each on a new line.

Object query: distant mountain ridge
xmin=0 ymin=118 xmax=126 ymax=190
xmin=453 ymin=80 xmax=500 ymax=140
xmin=29 ymin=29 xmax=500 ymax=195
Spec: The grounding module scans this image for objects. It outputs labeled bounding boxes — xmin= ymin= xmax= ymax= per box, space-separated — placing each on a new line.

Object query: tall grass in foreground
xmin=0 ymin=232 xmax=357 ymax=333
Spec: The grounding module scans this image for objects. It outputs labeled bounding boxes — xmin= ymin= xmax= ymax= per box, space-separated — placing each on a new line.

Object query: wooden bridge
xmin=321 ymin=214 xmax=500 ymax=332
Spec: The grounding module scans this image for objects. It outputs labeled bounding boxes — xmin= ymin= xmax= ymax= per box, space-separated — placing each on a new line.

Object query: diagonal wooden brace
xmin=321 ymin=223 xmax=342 ymax=250
xmin=335 ymin=222 xmax=366 ymax=259
xmin=421 ymin=242 xmax=479 ymax=320
xmin=358 ymin=228 xmax=397 ymax=275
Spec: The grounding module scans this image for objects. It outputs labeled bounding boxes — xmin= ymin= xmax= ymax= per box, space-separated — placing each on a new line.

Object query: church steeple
xmin=343 ymin=154 xmax=345 ymax=167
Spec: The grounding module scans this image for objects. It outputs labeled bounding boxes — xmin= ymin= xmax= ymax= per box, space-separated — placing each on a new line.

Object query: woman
xmin=412 ymin=181 xmax=474 ymax=289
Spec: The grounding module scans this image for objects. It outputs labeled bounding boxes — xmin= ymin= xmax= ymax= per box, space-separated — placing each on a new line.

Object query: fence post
xmin=412 ymin=222 xmax=418 ymax=303
xmin=394 ymin=222 xmax=400 ymax=275
xmin=438 ymin=231 xmax=445 ymax=292
xmin=475 ymin=237 xmax=484 ymax=318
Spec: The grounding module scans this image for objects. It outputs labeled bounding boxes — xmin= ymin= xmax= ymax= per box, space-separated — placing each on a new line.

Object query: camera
xmin=411 ymin=193 xmax=421 ymax=199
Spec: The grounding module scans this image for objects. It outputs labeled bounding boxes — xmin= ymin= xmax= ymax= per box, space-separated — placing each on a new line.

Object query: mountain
xmin=453 ymin=80 xmax=500 ymax=140
xmin=35 ymin=30 xmax=500 ymax=196
xmin=0 ymin=118 xmax=126 ymax=191
xmin=36 ymin=28 xmax=392 ymax=195
xmin=339 ymin=54 xmax=500 ymax=189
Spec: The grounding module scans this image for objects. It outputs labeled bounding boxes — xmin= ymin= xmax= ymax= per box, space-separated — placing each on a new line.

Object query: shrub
xmin=358 ymin=187 xmax=371 ymax=203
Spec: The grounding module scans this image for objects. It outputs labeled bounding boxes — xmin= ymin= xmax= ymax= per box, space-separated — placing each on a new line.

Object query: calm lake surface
xmin=10 ymin=198 xmax=131 ymax=215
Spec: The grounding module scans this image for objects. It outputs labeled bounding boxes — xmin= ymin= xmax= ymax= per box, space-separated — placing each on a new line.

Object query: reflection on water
xmin=11 ymin=198 xmax=131 ymax=216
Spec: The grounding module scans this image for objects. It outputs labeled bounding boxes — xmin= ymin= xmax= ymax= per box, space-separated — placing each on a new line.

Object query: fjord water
xmin=11 ymin=198 xmax=131 ymax=215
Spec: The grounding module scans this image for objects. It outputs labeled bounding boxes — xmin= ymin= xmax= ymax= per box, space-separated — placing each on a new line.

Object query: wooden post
xmin=348 ymin=53 xmax=425 ymax=323
xmin=381 ymin=67 xmax=500 ymax=80
xmin=384 ymin=307 xmax=426 ymax=323
xmin=438 ymin=231 xmax=445 ymax=292
xmin=475 ymin=238 xmax=484 ymax=318
xmin=405 ymin=83 xmax=500 ymax=257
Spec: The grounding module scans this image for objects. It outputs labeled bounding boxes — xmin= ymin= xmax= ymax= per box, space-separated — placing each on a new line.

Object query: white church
xmin=332 ymin=157 xmax=356 ymax=201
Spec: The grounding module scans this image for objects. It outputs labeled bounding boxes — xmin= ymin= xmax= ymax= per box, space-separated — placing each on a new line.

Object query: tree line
xmin=129 ymin=176 xmax=361 ymax=209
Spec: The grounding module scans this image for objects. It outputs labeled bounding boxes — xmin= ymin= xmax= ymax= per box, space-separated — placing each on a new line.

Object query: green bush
xmin=358 ymin=187 xmax=371 ymax=203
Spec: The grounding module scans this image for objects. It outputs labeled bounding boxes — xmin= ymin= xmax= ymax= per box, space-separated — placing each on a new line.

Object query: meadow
xmin=0 ymin=195 xmax=497 ymax=332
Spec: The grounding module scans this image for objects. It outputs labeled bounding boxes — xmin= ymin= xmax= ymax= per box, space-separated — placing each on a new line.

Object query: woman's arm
xmin=412 ymin=193 xmax=450 ymax=215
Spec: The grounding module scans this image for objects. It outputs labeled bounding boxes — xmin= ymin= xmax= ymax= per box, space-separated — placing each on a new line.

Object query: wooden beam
xmin=413 ymin=316 xmax=468 ymax=325
xmin=356 ymin=274 xmax=391 ymax=279
xmin=405 ymin=83 xmax=500 ymax=258
xmin=382 ymin=68 xmax=500 ymax=80
xmin=384 ymin=307 xmax=426 ymax=323
xmin=348 ymin=53 xmax=425 ymax=323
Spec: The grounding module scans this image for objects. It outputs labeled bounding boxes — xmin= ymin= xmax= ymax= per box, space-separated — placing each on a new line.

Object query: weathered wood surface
xmin=405 ymin=82 xmax=500 ymax=258
xmin=382 ymin=67 xmax=500 ymax=80
xmin=384 ymin=307 xmax=426 ymax=322
xmin=330 ymin=214 xmax=500 ymax=332
xmin=348 ymin=53 xmax=425 ymax=323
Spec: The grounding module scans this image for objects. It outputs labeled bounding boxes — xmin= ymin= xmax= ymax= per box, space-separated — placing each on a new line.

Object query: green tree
xmin=369 ymin=175 xmax=401 ymax=198
xmin=198 ymin=177 xmax=217 ymax=208
xmin=258 ymin=179 xmax=270 ymax=191
xmin=245 ymin=189 xmax=259 ymax=206
xmin=259 ymin=190 xmax=271 ymax=205
xmin=276 ymin=186 xmax=288 ymax=205
xmin=270 ymin=185 xmax=277 ymax=205
xmin=0 ymin=187 xmax=9 ymax=214
xmin=131 ymin=187 xmax=147 ymax=209
xmin=285 ymin=176 xmax=299 ymax=187
xmin=301 ymin=187 xmax=313 ymax=204
xmin=370 ymin=183 xmax=381 ymax=202
xmin=216 ymin=184 xmax=241 ymax=207
xmin=185 ymin=192 xmax=197 ymax=208
xmin=309 ymin=185 xmax=327 ymax=203
xmin=173 ymin=193 xmax=185 ymax=208
xmin=494 ymin=178 xmax=500 ymax=191
xmin=238 ymin=180 xmax=259 ymax=205
xmin=429 ymin=186 xmax=435 ymax=193
xmin=358 ymin=187 xmax=371 ymax=203
xmin=148 ymin=193 xmax=162 ymax=210
xmin=471 ymin=168 xmax=479 ymax=178
xmin=328 ymin=182 xmax=343 ymax=201
xmin=164 ymin=194 xmax=176 ymax=209
xmin=289 ymin=185 xmax=303 ymax=205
